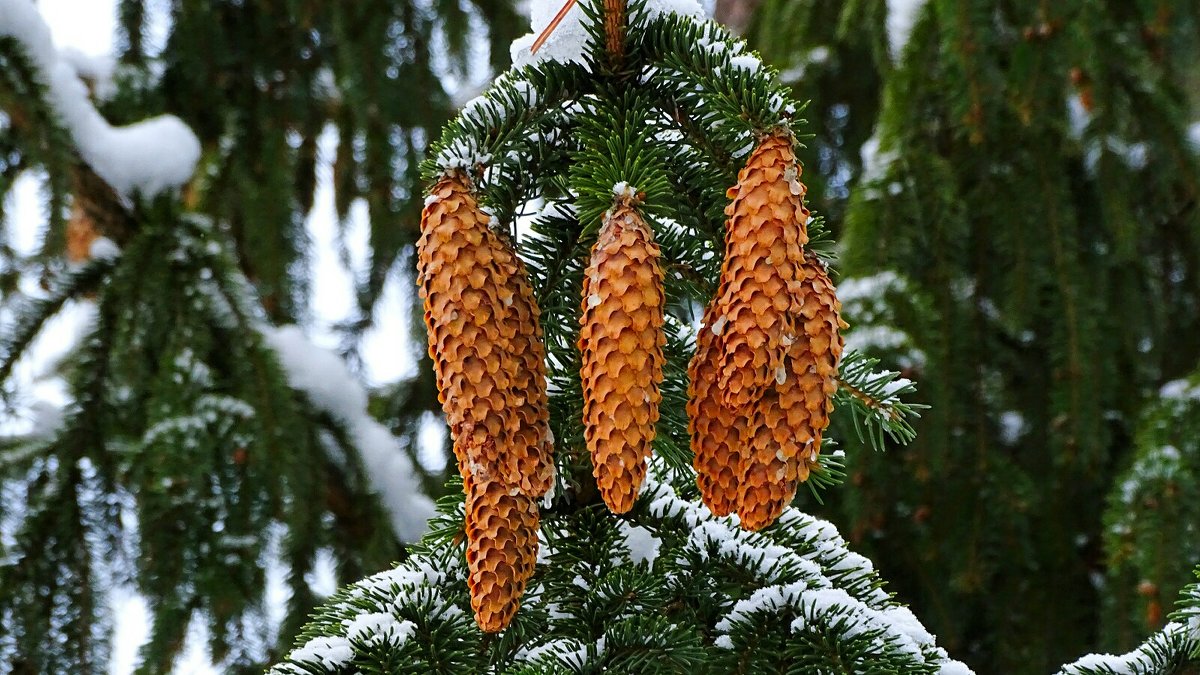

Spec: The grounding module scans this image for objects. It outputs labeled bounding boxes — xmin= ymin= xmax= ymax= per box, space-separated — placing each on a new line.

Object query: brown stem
xmin=604 ymin=0 xmax=626 ymax=62
xmin=531 ymin=0 xmax=578 ymax=54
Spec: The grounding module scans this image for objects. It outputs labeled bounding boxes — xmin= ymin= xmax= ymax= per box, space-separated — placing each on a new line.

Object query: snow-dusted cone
xmin=417 ymin=173 xmax=554 ymax=497
xmin=464 ymin=473 xmax=540 ymax=633
xmin=738 ymin=253 xmax=846 ymax=531
xmin=578 ymin=199 xmax=665 ymax=513
xmin=688 ymin=302 xmax=748 ymax=517
xmin=709 ymin=133 xmax=810 ymax=413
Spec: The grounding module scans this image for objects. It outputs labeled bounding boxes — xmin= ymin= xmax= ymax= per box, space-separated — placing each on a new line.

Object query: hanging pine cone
xmin=463 ymin=466 xmax=540 ymax=633
xmin=738 ymin=252 xmax=846 ymax=531
xmin=578 ymin=199 xmax=665 ymax=514
xmin=689 ymin=132 xmax=809 ymax=518
xmin=708 ymin=133 xmax=810 ymax=413
xmin=688 ymin=302 xmax=748 ymax=517
xmin=689 ymin=132 xmax=846 ymax=529
xmin=417 ymin=172 xmax=554 ymax=497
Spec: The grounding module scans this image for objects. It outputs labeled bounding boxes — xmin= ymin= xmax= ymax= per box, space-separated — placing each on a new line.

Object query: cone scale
xmin=464 ymin=470 xmax=540 ymax=633
xmin=578 ymin=199 xmax=665 ymax=514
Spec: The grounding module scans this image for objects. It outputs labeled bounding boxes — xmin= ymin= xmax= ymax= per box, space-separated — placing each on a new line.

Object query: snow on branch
xmin=509 ymin=0 xmax=705 ymax=70
xmin=263 ymin=326 xmax=435 ymax=542
xmin=0 ymin=0 xmax=200 ymax=197
xmin=886 ymin=0 xmax=929 ymax=61
xmin=271 ymin=467 xmax=971 ymax=674
xmin=1055 ymin=622 xmax=1197 ymax=675
xmin=642 ymin=475 xmax=970 ymax=674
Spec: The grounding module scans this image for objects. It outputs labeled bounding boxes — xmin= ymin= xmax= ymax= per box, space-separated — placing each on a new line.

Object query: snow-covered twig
xmin=0 ymin=0 xmax=200 ymax=198
xmin=263 ymin=326 xmax=435 ymax=542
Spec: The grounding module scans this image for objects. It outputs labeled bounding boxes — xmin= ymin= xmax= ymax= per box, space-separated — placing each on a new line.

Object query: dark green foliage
xmin=1103 ymin=379 xmax=1200 ymax=651
xmin=272 ymin=470 xmax=962 ymax=674
xmin=745 ymin=1 xmax=1200 ymax=671
xmin=0 ymin=199 xmax=403 ymax=673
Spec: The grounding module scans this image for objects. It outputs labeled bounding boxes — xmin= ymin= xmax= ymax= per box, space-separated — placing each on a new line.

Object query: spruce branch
xmin=833 ymin=350 xmax=924 ymax=452
xmin=0 ymin=255 xmax=113 ymax=388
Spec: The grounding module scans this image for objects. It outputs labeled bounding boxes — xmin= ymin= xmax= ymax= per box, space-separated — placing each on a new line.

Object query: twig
xmin=836 ymin=375 xmax=902 ymax=421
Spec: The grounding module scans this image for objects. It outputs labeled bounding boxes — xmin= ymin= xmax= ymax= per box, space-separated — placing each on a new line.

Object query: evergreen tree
xmin=741 ymin=1 xmax=1200 ymax=671
xmin=3 ymin=0 xmax=1200 ymax=673
xmin=0 ymin=0 xmax=519 ymax=671
xmin=268 ymin=1 xmax=1199 ymax=673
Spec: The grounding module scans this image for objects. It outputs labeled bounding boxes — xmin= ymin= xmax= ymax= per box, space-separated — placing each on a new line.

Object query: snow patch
xmin=618 ymin=521 xmax=661 ymax=567
xmin=286 ymin=636 xmax=352 ymax=670
xmin=263 ymin=326 xmax=435 ymax=541
xmin=859 ymin=134 xmax=898 ymax=185
xmin=0 ymin=0 xmax=200 ymax=197
xmin=343 ymin=612 xmax=416 ymax=648
xmin=512 ymin=0 xmax=704 ymax=69
xmin=886 ymin=0 xmax=928 ymax=61
xmin=729 ymin=54 xmax=762 ymax=73
xmin=1160 ymin=379 xmax=1200 ymax=401
xmin=89 ymin=236 xmax=121 ymax=261
xmin=612 ymin=181 xmax=638 ymax=200
xmin=1067 ymin=94 xmax=1091 ymax=140
xmin=998 ymin=411 xmax=1025 ymax=444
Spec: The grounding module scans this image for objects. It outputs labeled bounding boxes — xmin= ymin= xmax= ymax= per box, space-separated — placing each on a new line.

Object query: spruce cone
xmin=737 ymin=253 xmax=846 ymax=531
xmin=464 ymin=470 xmax=540 ymax=633
xmin=688 ymin=302 xmax=748 ymax=517
xmin=417 ymin=173 xmax=554 ymax=497
xmin=709 ymin=133 xmax=810 ymax=413
xmin=689 ymin=133 xmax=809 ymax=518
xmin=690 ymin=133 xmax=845 ymax=528
xmin=579 ymin=201 xmax=665 ymax=514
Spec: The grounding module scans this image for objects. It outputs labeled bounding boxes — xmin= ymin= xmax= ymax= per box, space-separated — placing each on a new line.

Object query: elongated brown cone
xmin=688 ymin=302 xmax=748 ymax=517
xmin=689 ymin=133 xmax=809 ymax=517
xmin=464 ymin=470 xmax=540 ymax=633
xmin=708 ymin=134 xmax=810 ymax=413
xmin=579 ymin=201 xmax=665 ymax=513
xmin=417 ymin=172 xmax=554 ymax=497
xmin=737 ymin=253 xmax=847 ymax=531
